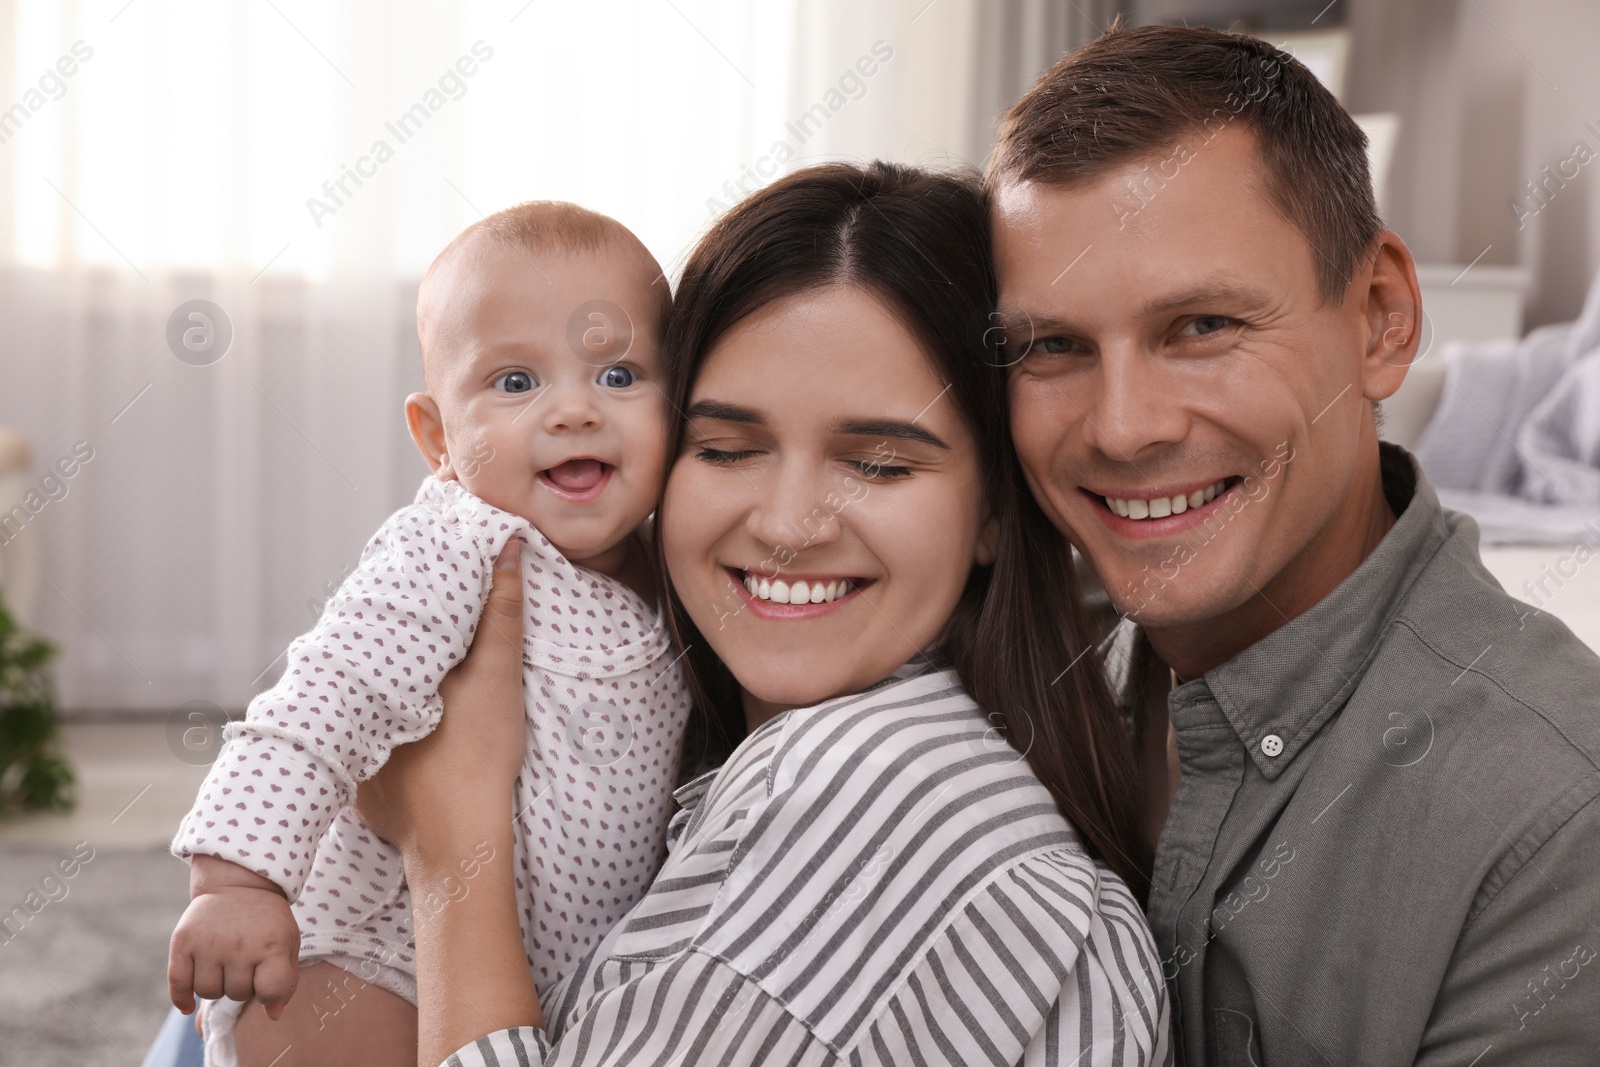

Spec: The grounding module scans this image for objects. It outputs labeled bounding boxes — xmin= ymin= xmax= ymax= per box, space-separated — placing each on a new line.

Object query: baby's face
xmin=418 ymin=241 xmax=669 ymax=570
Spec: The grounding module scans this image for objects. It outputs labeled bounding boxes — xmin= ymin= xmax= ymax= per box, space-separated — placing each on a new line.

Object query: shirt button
xmin=1261 ymin=734 xmax=1284 ymax=757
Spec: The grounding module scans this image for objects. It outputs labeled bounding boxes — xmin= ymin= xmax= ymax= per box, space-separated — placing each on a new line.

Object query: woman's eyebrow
xmin=684 ymin=399 xmax=764 ymax=424
xmin=683 ymin=403 xmax=950 ymax=450
xmin=833 ymin=418 xmax=950 ymax=450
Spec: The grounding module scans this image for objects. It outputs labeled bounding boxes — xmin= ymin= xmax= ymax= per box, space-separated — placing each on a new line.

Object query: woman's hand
xmin=358 ymin=536 xmax=543 ymax=1066
xmin=358 ymin=538 xmax=527 ymax=855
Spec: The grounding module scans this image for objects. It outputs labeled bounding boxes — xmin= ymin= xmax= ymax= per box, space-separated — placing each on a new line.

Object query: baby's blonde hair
xmin=471 ymin=200 xmax=647 ymax=258
xmin=416 ymin=201 xmax=670 ymax=384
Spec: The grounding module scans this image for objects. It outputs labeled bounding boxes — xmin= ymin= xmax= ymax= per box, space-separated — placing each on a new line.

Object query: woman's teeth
xmin=741 ymin=574 xmax=855 ymax=604
xmin=1105 ymin=480 xmax=1228 ymax=520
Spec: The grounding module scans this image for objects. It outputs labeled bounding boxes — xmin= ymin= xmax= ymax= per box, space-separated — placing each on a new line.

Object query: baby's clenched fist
xmin=168 ymin=855 xmax=300 ymax=1020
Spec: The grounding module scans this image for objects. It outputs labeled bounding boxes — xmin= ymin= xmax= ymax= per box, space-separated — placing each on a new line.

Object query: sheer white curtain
xmin=0 ymin=0 xmax=1082 ymax=713
xmin=0 ymin=0 xmax=794 ymax=710
xmin=785 ymin=0 xmax=1111 ymax=172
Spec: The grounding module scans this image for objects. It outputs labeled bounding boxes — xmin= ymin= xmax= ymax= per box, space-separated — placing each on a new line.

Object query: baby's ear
xmin=405 ymin=393 xmax=453 ymax=478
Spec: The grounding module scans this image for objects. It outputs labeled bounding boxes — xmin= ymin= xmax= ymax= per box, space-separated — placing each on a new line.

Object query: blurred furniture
xmin=1378 ymin=266 xmax=1600 ymax=656
xmin=1477 ymin=548 xmax=1600 ymax=654
xmin=1274 ymin=28 xmax=1351 ymax=99
xmin=1380 ymin=265 xmax=1530 ymax=451
xmin=1355 ymin=112 xmax=1399 ymax=218
xmin=0 ymin=426 xmax=38 ymax=631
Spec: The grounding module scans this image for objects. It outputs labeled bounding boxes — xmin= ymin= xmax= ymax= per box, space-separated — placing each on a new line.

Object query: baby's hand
xmin=168 ymin=855 xmax=300 ymax=1020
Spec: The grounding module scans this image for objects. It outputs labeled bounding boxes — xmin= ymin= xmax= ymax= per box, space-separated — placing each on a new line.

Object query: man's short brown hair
xmin=988 ymin=23 xmax=1381 ymax=302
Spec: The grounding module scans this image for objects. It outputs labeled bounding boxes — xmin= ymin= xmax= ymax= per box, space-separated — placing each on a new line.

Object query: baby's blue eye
xmin=601 ymin=366 xmax=636 ymax=389
xmin=494 ymin=371 xmax=536 ymax=394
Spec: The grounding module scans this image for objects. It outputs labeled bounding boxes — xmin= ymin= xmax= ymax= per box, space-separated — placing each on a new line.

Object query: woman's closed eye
xmin=693 ymin=445 xmax=758 ymax=465
xmin=493 ymin=370 xmax=537 ymax=394
xmin=690 ymin=447 xmax=912 ymax=479
xmin=850 ymin=457 xmax=912 ymax=479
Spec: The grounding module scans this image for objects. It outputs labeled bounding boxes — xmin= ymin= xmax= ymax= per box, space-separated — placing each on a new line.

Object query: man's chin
xmin=1114 ymin=598 xmax=1216 ymax=630
xmin=1101 ymin=567 xmax=1260 ymax=630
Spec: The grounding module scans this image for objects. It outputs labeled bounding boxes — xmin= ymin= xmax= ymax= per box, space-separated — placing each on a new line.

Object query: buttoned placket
xmin=1149 ymin=684 xmax=1247 ymax=1059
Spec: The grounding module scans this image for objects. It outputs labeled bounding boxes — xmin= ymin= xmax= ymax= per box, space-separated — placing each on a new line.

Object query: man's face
xmin=994 ymin=127 xmax=1392 ymax=631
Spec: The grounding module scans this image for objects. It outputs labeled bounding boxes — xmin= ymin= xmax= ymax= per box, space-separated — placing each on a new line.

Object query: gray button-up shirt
xmin=1147 ymin=445 xmax=1600 ymax=1065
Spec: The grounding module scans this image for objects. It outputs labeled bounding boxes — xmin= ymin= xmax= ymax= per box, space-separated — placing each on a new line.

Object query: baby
xmin=167 ymin=202 xmax=690 ymax=1065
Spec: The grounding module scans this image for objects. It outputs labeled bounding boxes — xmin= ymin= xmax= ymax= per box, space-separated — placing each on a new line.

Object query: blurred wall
xmin=1348 ymin=0 xmax=1600 ymax=328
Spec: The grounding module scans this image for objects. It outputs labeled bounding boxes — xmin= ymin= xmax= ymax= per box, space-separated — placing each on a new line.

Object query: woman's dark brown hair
xmin=654 ymin=161 xmax=1151 ymax=898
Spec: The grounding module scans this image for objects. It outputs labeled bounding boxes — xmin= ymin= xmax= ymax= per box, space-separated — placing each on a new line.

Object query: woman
xmin=361 ymin=162 xmax=1169 ymax=1066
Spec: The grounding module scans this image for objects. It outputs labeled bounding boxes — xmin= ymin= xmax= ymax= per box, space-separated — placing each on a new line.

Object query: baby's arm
xmin=167 ymin=855 xmax=300 ymax=1017
xmin=171 ymin=486 xmax=523 ymax=900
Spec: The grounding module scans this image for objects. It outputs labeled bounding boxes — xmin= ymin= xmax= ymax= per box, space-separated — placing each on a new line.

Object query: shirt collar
xmin=672 ymin=766 xmax=720 ymax=809
xmin=1168 ymin=445 xmax=1454 ymax=779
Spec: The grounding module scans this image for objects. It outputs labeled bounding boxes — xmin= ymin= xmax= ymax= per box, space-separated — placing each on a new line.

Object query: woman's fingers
xmin=457 ymin=538 xmax=527 ymax=702
xmin=435 ymin=537 xmax=528 ymax=783
xmin=356 ymin=536 xmax=527 ymax=850
xmin=484 ymin=537 xmax=525 ymax=641
xmin=354 ymin=765 xmax=399 ymax=846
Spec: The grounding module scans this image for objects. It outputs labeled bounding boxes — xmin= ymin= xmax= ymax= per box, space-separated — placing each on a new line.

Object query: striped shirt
xmin=444 ymin=665 xmax=1171 ymax=1067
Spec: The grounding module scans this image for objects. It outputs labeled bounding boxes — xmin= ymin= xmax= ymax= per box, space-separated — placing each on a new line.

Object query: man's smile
xmin=1090 ymin=477 xmax=1235 ymax=520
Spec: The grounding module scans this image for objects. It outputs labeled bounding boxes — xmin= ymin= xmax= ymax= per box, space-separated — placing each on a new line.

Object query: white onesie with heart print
xmin=170 ymin=474 xmax=690 ymax=1064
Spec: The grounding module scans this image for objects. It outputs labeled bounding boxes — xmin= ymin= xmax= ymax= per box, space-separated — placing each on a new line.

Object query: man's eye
xmin=1024 ymin=336 xmax=1075 ymax=357
xmin=494 ymin=371 xmax=536 ymax=394
xmin=600 ymin=366 xmax=636 ymax=389
xmin=1183 ymin=315 xmax=1235 ymax=337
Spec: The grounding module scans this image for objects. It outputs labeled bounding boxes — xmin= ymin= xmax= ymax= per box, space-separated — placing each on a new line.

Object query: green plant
xmin=0 ymin=587 xmax=74 ymax=814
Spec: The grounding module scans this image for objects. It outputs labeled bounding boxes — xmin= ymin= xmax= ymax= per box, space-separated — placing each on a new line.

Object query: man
xmin=989 ymin=23 xmax=1600 ymax=1066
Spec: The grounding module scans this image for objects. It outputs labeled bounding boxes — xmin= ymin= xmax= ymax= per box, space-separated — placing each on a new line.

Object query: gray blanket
xmin=1413 ymin=269 xmax=1600 ymax=544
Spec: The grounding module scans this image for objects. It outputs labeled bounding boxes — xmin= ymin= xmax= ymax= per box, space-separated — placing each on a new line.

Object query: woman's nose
xmin=743 ymin=462 xmax=846 ymax=557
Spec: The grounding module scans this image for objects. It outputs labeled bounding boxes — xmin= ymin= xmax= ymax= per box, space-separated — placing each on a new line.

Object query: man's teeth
xmin=741 ymin=574 xmax=855 ymax=604
xmin=1105 ymin=480 xmax=1228 ymax=520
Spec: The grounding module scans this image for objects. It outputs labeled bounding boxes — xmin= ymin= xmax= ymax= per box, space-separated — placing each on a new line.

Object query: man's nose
xmin=1080 ymin=344 xmax=1189 ymax=461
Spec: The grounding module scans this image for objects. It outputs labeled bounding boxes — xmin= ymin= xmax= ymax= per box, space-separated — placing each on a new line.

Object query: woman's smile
xmin=726 ymin=566 xmax=869 ymax=615
xmin=661 ymin=283 xmax=995 ymax=713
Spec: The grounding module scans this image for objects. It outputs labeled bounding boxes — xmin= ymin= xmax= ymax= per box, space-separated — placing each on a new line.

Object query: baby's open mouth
xmin=732 ymin=568 xmax=870 ymax=605
xmin=539 ymin=458 xmax=613 ymax=499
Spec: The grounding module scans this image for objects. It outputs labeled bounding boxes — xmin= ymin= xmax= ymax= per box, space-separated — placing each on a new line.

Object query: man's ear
xmin=405 ymin=392 xmax=453 ymax=478
xmin=975 ymin=509 xmax=1001 ymax=567
xmin=1358 ymin=230 xmax=1423 ymax=403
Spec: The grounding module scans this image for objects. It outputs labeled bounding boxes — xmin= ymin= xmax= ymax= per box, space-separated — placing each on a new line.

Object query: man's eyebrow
xmin=994 ymin=283 xmax=1274 ymax=336
xmin=1138 ymin=282 xmax=1274 ymax=318
xmin=994 ymin=304 xmax=1072 ymax=335
xmin=684 ymin=399 xmax=765 ymax=425
xmin=834 ymin=418 xmax=950 ymax=450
